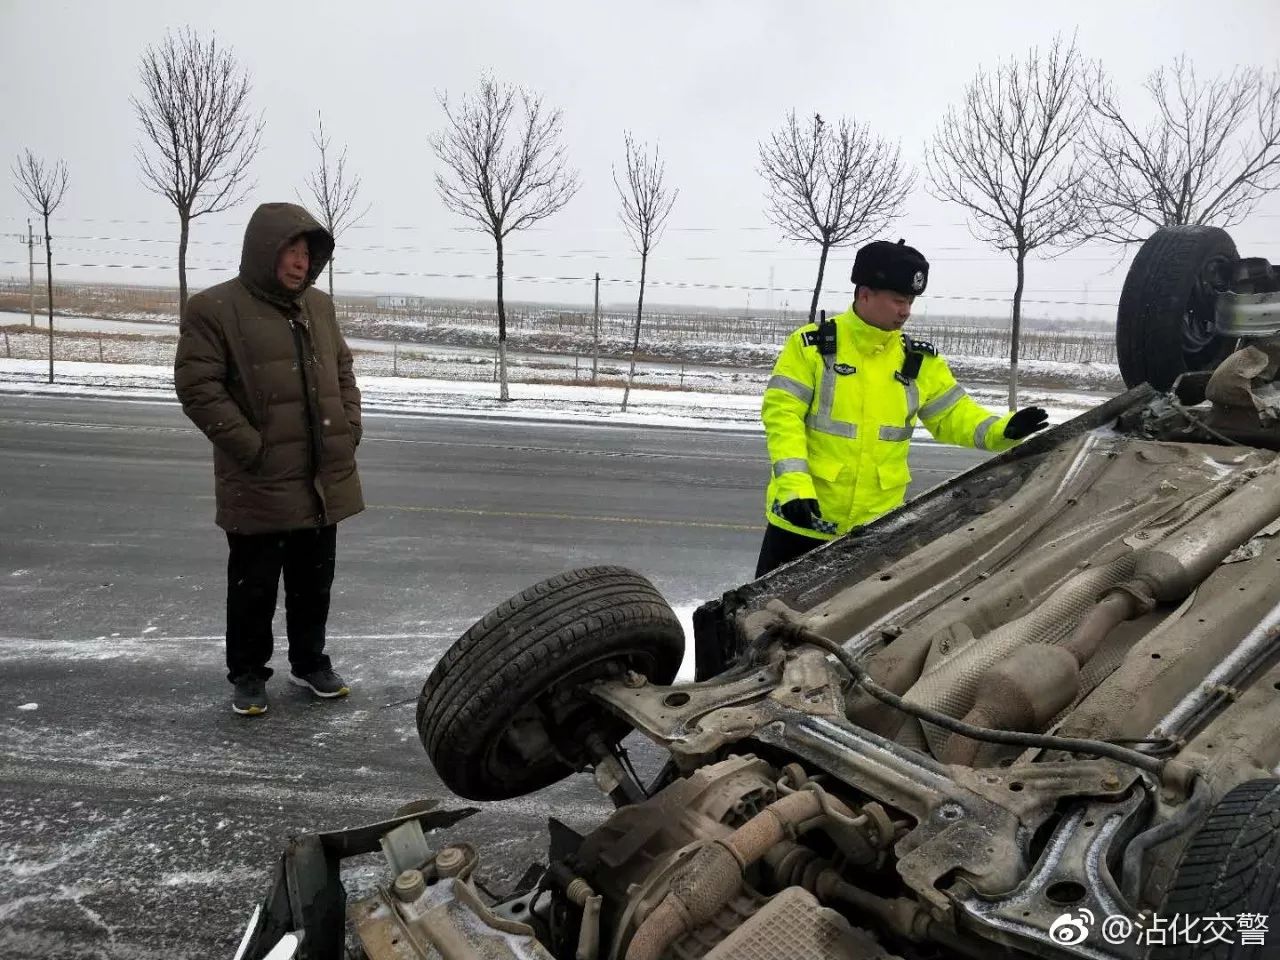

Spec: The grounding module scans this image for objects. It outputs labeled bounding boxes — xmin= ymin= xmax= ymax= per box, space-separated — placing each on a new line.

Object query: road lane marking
xmin=367 ymin=434 xmax=760 ymax=463
xmin=369 ymin=502 xmax=759 ymax=531
xmin=0 ymin=416 xmax=762 ymax=463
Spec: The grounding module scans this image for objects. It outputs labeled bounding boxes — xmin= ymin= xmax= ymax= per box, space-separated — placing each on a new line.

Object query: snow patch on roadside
xmin=0 ymin=357 xmax=1114 ymax=434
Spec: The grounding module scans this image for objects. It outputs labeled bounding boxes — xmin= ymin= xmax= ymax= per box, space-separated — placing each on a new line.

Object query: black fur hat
xmin=850 ymin=239 xmax=929 ymax=296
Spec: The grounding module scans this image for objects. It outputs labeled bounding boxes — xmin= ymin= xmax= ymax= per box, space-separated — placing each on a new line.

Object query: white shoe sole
xmin=288 ymin=673 xmax=350 ymax=698
xmin=232 ymin=702 xmax=268 ymax=716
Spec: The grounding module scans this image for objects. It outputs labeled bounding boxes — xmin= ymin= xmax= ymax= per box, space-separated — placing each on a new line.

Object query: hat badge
xmin=911 ymin=271 xmax=925 ymax=293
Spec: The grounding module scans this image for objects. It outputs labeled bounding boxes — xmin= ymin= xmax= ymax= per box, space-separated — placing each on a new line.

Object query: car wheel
xmin=1116 ymin=225 xmax=1238 ymax=391
xmin=416 ymin=566 xmax=684 ymax=801
xmin=1150 ymin=778 xmax=1280 ymax=959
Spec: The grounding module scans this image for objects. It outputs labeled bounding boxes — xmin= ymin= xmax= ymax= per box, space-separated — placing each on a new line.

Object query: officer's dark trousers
xmin=225 ymin=526 xmax=337 ymax=682
xmin=755 ymin=523 xmax=825 ymax=578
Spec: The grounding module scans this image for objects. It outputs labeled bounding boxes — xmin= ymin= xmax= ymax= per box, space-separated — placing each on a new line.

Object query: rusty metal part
xmin=1063 ymin=592 xmax=1142 ymax=664
xmin=574 ymin=755 xmax=781 ymax=959
xmin=434 ymin=846 xmax=466 ymax=878
xmin=901 ymin=554 xmax=1138 ymax=757
xmin=1061 ymin=534 xmax=1280 ymax=751
xmin=1126 ymin=456 xmax=1280 ymax=602
xmin=1120 ymin=777 xmax=1211 ymax=907
xmin=753 ymin=714 xmax=1141 ymax=911
xmin=350 ymin=877 xmax=553 ymax=960
xmin=943 ymin=645 xmax=1080 ymax=766
xmin=791 ymin=625 xmax=1167 ymax=775
xmin=956 ymin=790 xmax=1148 ymax=958
xmin=392 ymin=869 xmax=426 ymax=903
xmin=764 ymin=841 xmax=931 ymax=941
xmin=625 ymin=787 xmax=856 ymax=960
xmin=792 ymin=432 xmax=1119 ymax=646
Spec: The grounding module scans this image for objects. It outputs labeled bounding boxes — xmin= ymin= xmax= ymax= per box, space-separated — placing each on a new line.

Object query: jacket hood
xmin=238 ymin=202 xmax=334 ymax=306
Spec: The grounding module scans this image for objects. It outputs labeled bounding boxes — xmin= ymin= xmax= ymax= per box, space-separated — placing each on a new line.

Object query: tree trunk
xmin=1009 ymin=251 xmax=1025 ymax=410
xmin=621 ymin=250 xmax=648 ymax=413
xmin=43 ymin=212 xmax=53 ymax=384
xmin=328 ymin=259 xmax=335 ymax=299
xmin=808 ymin=241 xmax=831 ymax=324
xmin=178 ymin=212 xmax=191 ymax=319
xmin=496 ymin=237 xmax=509 ymax=402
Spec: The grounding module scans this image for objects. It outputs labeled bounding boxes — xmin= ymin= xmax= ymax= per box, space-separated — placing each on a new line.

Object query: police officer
xmin=755 ymin=239 xmax=1048 ymax=577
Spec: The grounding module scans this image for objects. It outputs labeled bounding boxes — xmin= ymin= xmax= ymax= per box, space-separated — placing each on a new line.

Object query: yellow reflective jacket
xmin=762 ymin=306 xmax=1019 ymax=540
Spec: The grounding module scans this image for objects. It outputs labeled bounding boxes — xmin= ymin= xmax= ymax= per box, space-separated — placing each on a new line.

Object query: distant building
xmin=376 ymin=295 xmax=409 ymax=308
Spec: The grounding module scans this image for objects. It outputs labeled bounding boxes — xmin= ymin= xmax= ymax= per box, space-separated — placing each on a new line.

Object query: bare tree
xmin=1080 ymin=56 xmax=1280 ymax=243
xmin=301 ymin=112 xmax=369 ymax=298
xmin=430 ymin=75 xmax=580 ymax=401
xmin=615 ymin=133 xmax=677 ymax=413
xmin=132 ymin=28 xmax=263 ymax=316
xmin=12 ymin=149 xmax=69 ymax=384
xmin=926 ymin=34 xmax=1089 ymax=408
xmin=759 ymin=111 xmax=914 ymax=323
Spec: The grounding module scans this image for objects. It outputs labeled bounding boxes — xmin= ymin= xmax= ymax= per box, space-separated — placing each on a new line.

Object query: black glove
xmin=779 ymin=498 xmax=823 ymax=529
xmin=1004 ymin=406 xmax=1049 ymax=440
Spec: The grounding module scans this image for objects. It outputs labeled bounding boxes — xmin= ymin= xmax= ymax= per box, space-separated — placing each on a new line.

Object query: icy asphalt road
xmin=0 ymin=395 xmax=987 ymax=959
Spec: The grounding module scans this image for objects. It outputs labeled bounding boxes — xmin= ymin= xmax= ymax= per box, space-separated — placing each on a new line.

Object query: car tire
xmin=1116 ymin=225 xmax=1238 ymax=391
xmin=416 ymin=566 xmax=684 ymax=801
xmin=1150 ymin=778 xmax=1280 ymax=959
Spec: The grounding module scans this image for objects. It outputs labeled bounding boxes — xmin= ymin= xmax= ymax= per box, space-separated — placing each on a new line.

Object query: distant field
xmin=0 ymin=278 xmax=1123 ymax=392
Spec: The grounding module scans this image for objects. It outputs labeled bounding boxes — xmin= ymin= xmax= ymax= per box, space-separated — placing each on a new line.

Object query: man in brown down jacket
xmin=175 ymin=202 xmax=364 ymax=716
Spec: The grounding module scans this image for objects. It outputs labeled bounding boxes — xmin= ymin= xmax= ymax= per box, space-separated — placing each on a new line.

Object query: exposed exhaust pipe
xmin=918 ymin=457 xmax=1280 ymax=760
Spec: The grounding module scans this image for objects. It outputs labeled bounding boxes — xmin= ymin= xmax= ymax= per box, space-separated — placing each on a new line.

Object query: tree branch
xmin=12 ymin=148 xmax=69 ymax=218
xmin=131 ymin=27 xmax=263 ymax=222
xmin=1080 ymin=55 xmax=1280 ymax=242
xmin=430 ymin=75 xmax=580 ymax=242
xmin=758 ymin=110 xmax=913 ymax=250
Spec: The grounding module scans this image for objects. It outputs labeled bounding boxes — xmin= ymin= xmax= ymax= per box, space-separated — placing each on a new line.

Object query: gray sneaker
xmin=289 ymin=668 xmax=350 ymax=699
xmin=232 ymin=677 xmax=269 ymax=716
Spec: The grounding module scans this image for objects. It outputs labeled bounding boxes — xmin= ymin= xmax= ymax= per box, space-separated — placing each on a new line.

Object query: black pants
xmin=225 ymin=525 xmax=337 ymax=682
xmin=755 ymin=523 xmax=824 ymax=578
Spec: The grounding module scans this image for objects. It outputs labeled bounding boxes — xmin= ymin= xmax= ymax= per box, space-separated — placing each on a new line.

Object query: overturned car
xmin=243 ymin=226 xmax=1280 ymax=960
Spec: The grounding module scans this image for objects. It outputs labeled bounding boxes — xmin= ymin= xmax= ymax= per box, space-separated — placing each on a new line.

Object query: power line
xmin=33 ymin=235 xmax=1162 ymax=264
xmin=11 ymin=211 xmax=1280 ymax=230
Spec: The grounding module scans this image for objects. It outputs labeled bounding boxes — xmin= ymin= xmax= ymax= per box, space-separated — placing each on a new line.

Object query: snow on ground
xmin=0 ymin=357 xmax=1115 ymax=433
xmin=2 ymin=307 xmax=1125 ymax=394
xmin=672 ymin=604 xmax=699 ymax=681
xmin=0 ymin=310 xmax=177 ymax=335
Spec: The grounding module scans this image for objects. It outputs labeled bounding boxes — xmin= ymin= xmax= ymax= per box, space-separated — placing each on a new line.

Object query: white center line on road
xmin=367 ymin=502 xmax=760 ymax=531
xmin=0 ymin=417 xmax=190 ymax=435
xmin=367 ymin=434 xmax=760 ymax=463
xmin=0 ymin=415 xmax=763 ymax=463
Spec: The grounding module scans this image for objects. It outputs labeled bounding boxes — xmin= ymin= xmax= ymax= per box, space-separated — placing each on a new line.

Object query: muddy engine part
xmin=348 ymin=816 xmax=554 ymax=960
xmin=543 ymin=755 xmax=902 ymax=960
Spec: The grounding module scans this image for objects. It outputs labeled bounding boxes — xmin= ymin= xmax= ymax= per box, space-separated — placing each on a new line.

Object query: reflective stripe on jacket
xmin=761 ymin=306 xmax=1017 ymax=540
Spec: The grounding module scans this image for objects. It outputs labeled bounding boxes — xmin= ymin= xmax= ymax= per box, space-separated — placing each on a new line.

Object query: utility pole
xmin=28 ymin=220 xmax=35 ymax=328
xmin=8 ymin=224 xmax=39 ymax=328
xmin=592 ymin=271 xmax=600 ymax=384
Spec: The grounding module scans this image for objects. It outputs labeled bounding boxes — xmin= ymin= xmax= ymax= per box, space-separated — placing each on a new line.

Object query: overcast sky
xmin=3 ymin=0 xmax=1279 ymax=321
